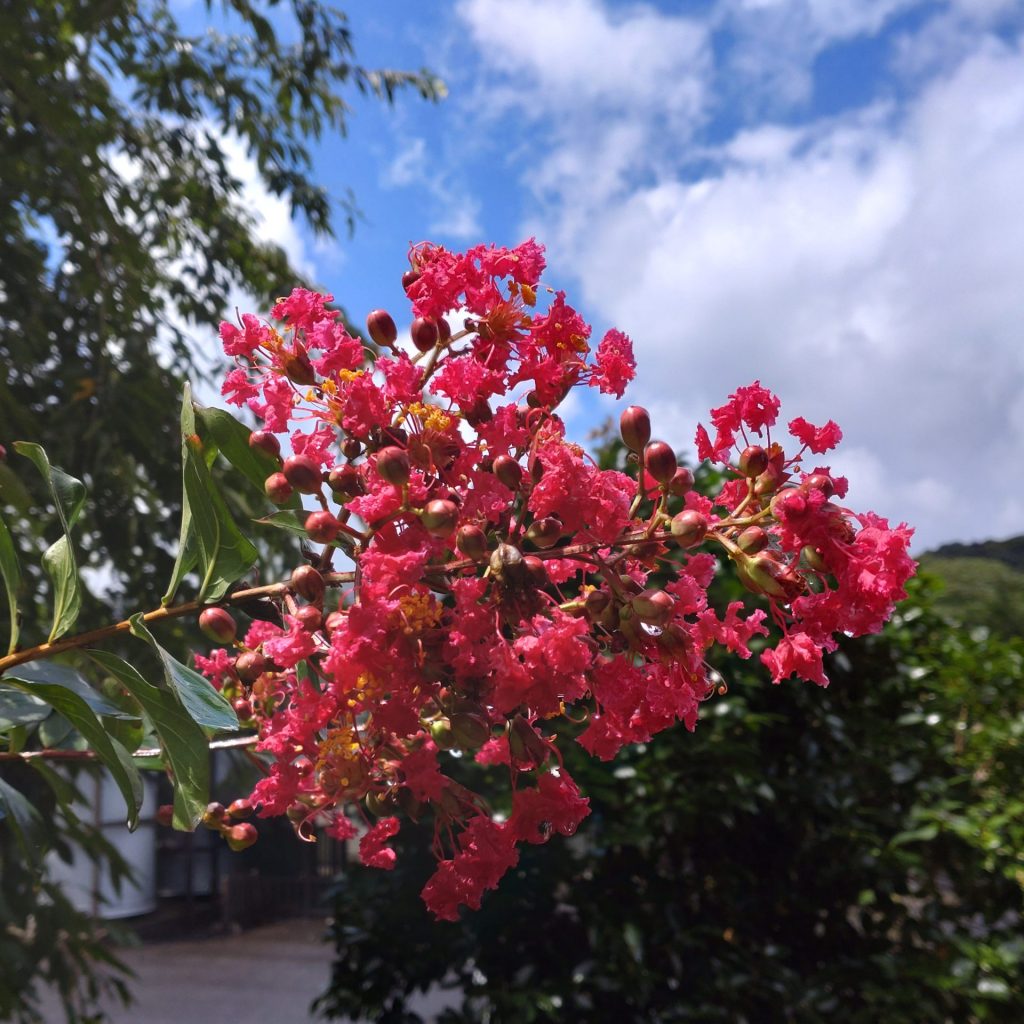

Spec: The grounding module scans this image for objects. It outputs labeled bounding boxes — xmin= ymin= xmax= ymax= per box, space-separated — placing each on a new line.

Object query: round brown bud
xmin=670 ymin=510 xmax=708 ymax=548
xmin=156 ymin=804 xmax=174 ymax=828
xmin=738 ymin=445 xmax=769 ymax=478
xmin=231 ymin=698 xmax=253 ymax=721
xmin=737 ymin=525 xmax=770 ymax=554
xmin=283 ymin=454 xmax=323 ymax=494
xmin=456 ymin=524 xmax=488 ymax=560
xmin=366 ymin=309 xmax=397 ymax=348
xmin=264 ymin=471 xmax=293 ymax=504
xmin=644 ymin=441 xmax=678 ymax=484
xmin=620 ymin=405 xmax=652 ymax=452
xmin=803 ymin=473 xmax=835 ymax=498
xmin=632 ymin=588 xmax=674 ymax=627
xmin=290 ymin=564 xmax=325 ymax=602
xmin=376 ymin=446 xmax=411 ymax=487
xmin=492 ymin=454 xmax=523 ymax=491
xmin=249 ymin=430 xmax=281 ymax=460
xmin=328 ymin=464 xmax=364 ymax=497
xmin=523 ymin=555 xmax=548 ymax=588
xmin=421 ymin=499 xmax=459 ymax=538
xmin=293 ymin=605 xmax=322 ymax=632
xmin=668 ymin=467 xmax=695 ymax=497
xmin=226 ymin=822 xmax=258 ymax=852
xmin=525 ymin=517 xmax=562 ymax=549
xmin=227 ymin=799 xmax=253 ymax=820
xmin=436 ymin=317 xmax=452 ymax=343
xmin=449 ymin=712 xmax=491 ymax=751
xmin=489 ymin=542 xmax=524 ymax=579
xmin=401 ymin=269 xmax=421 ymax=292
xmin=305 ymin=510 xmax=341 ymax=544
xmin=410 ymin=316 xmax=439 ymax=353
xmin=341 ymin=437 xmax=362 ymax=460
xmin=429 ymin=718 xmax=456 ymax=751
xmin=198 ymin=607 xmax=237 ymax=644
xmin=234 ymin=651 xmax=267 ymax=685
xmin=281 ymin=350 xmax=315 ymax=386
xmin=802 ymin=545 xmax=828 ymax=572
xmin=463 ymin=397 xmax=493 ymax=426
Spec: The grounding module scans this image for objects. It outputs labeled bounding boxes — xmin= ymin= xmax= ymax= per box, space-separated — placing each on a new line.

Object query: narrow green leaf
xmin=163 ymin=385 xmax=258 ymax=604
xmin=0 ymin=776 xmax=45 ymax=863
xmin=194 ymin=403 xmax=299 ymax=508
xmin=12 ymin=442 xmax=87 ymax=642
xmin=88 ymin=649 xmax=210 ymax=830
xmin=254 ymin=509 xmax=308 ymax=537
xmin=0 ymin=686 xmax=51 ymax=730
xmin=7 ymin=662 xmax=139 ymax=720
xmin=3 ymin=671 xmax=143 ymax=829
xmin=0 ymin=510 xmax=21 ymax=654
xmin=128 ymin=615 xmax=238 ymax=733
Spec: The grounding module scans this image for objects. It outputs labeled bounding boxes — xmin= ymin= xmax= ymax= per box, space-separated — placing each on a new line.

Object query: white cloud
xmin=454 ymin=0 xmax=1024 ymax=549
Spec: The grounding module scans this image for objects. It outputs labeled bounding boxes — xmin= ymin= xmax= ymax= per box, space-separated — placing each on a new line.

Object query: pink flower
xmin=590 ymin=328 xmax=636 ymax=397
xmin=359 ymin=817 xmax=400 ymax=870
xmin=789 ymin=416 xmax=843 ymax=454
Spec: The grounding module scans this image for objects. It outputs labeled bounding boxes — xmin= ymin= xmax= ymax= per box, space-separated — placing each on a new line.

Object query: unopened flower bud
xmin=737 ymin=525 xmax=769 ymax=554
xmin=584 ymin=589 xmax=612 ymax=622
xmin=234 ymin=651 xmax=267 ymax=684
xmin=282 ymin=350 xmax=316 ymax=386
xmin=264 ymin=471 xmax=293 ymax=504
xmin=802 ymin=545 xmax=828 ymax=572
xmin=738 ymin=445 xmax=768 ymax=478
xmin=754 ymin=464 xmax=785 ymax=497
xmin=293 ymin=605 xmax=322 ymax=632
xmin=290 ymin=564 xmax=325 ymax=602
xmin=668 ymin=467 xmax=694 ymax=496
xmin=231 ymin=697 xmax=253 ymax=721
xmin=456 ymin=524 xmax=488 ymax=560
xmin=523 ymin=555 xmax=548 ymax=588
xmin=803 ymin=473 xmax=835 ymax=497
xmin=341 ymin=437 xmax=362 ymax=460
xmin=421 ymin=499 xmax=459 ymax=538
xmin=436 ymin=317 xmax=452 ymax=343
xmin=525 ymin=517 xmax=561 ymax=549
xmin=489 ymin=542 xmax=523 ymax=579
xmin=410 ymin=316 xmax=439 ymax=353
xmin=429 ymin=718 xmax=456 ymax=750
xmin=328 ymin=464 xmax=364 ymax=497
xmin=198 ymin=607 xmax=237 ymax=644
xmin=632 ymin=588 xmax=674 ymax=627
xmin=492 ymin=454 xmax=523 ymax=491
xmin=376 ymin=446 xmax=410 ymax=487
xmin=735 ymin=552 xmax=806 ymax=602
xmin=227 ymin=799 xmax=253 ymax=820
xmin=202 ymin=802 xmax=227 ymax=828
xmin=366 ymin=309 xmax=397 ymax=348
xmin=670 ymin=510 xmax=708 ymax=547
xmin=283 ymin=454 xmax=323 ymax=494
xmin=401 ymin=269 xmax=421 ymax=292
xmin=305 ymin=510 xmax=341 ymax=544
xmin=156 ymin=804 xmax=174 ymax=828
xmin=463 ymin=397 xmax=493 ymax=426
xmin=620 ymin=405 xmax=652 ymax=452
xmin=644 ymin=441 xmax=677 ymax=484
xmin=226 ymin=822 xmax=258 ymax=852
xmin=249 ymin=430 xmax=281 ymax=460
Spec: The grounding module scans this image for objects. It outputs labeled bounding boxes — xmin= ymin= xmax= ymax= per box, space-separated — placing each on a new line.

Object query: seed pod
xmin=450 ymin=712 xmax=491 ymax=750
xmin=508 ymin=716 xmax=551 ymax=771
xmin=283 ymin=454 xmax=323 ymax=494
xmin=644 ymin=441 xmax=677 ymax=484
xmin=281 ymin=350 xmax=315 ymax=386
xmin=430 ymin=718 xmax=456 ymax=751
xmin=525 ymin=517 xmax=561 ymax=549
xmin=802 ymin=545 xmax=828 ymax=572
xmin=737 ymin=525 xmax=769 ymax=554
xmin=456 ymin=524 xmax=488 ymax=560
xmin=584 ymin=589 xmax=612 ymax=621
xmin=249 ymin=430 xmax=281 ymax=460
xmin=410 ymin=316 xmax=439 ymax=353
xmin=670 ymin=510 xmax=708 ymax=548
xmin=523 ymin=555 xmax=548 ymax=588
xmin=366 ymin=309 xmax=397 ymax=348
xmin=290 ymin=564 xmax=325 ymax=602
xmin=293 ymin=605 xmax=323 ymax=632
xmin=620 ymin=405 xmax=652 ymax=452
xmin=198 ymin=607 xmax=237 ymax=644
xmin=234 ymin=651 xmax=267 ymax=684
xmin=305 ymin=510 xmax=341 ymax=544
xmin=754 ymin=464 xmax=785 ymax=497
xmin=264 ymin=471 xmax=293 ymax=504
xmin=668 ymin=467 xmax=694 ymax=496
xmin=421 ymin=499 xmax=459 ymax=538
xmin=492 ymin=454 xmax=523 ymax=491
xmin=226 ymin=823 xmax=258 ymax=852
xmin=632 ymin=588 xmax=674 ymax=627
xmin=489 ymin=542 xmax=524 ymax=580
xmin=376 ymin=446 xmax=411 ymax=487
xmin=227 ymin=799 xmax=253 ymax=820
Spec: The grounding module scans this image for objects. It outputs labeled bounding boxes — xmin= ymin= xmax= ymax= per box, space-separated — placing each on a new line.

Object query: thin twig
xmin=0 ymin=734 xmax=259 ymax=762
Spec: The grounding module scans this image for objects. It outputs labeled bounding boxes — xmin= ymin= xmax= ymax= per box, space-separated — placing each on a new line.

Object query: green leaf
xmin=194 ymin=403 xmax=299 ymax=508
xmin=254 ymin=509 xmax=309 ymax=537
xmin=0 ymin=776 xmax=45 ymax=863
xmin=3 ymin=668 xmax=143 ymax=829
xmin=88 ymin=649 xmax=210 ymax=830
xmin=6 ymin=662 xmax=139 ymax=720
xmin=0 ymin=510 xmax=21 ymax=654
xmin=0 ymin=686 xmax=51 ymax=730
xmin=128 ymin=615 xmax=238 ymax=733
xmin=12 ymin=442 xmax=87 ymax=642
xmin=163 ymin=385 xmax=258 ymax=604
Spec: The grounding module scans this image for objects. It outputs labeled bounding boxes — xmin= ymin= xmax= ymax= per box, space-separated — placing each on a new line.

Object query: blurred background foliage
xmin=0 ymin=2 xmax=440 ymax=1019
xmin=318 ymin=437 xmax=1024 ymax=1024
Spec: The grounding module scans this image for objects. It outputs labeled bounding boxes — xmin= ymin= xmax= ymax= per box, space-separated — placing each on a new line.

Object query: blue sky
xmin=191 ymin=0 xmax=1024 ymax=552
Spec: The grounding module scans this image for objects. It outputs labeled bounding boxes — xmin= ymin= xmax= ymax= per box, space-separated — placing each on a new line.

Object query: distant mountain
xmin=919 ymin=535 xmax=1024 ymax=637
xmin=926 ymin=535 xmax=1024 ymax=573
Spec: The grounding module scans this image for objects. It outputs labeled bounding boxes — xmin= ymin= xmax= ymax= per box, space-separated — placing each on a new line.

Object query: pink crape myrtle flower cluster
xmin=195 ymin=238 xmax=915 ymax=920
